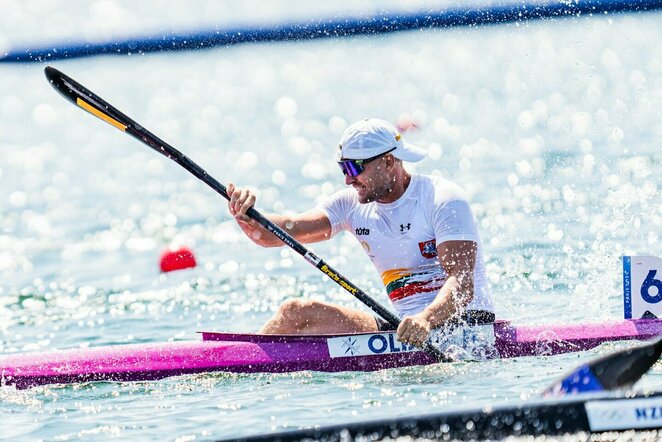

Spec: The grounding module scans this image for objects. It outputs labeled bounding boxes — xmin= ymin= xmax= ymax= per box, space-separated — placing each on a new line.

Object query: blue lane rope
xmin=2 ymin=0 xmax=662 ymax=62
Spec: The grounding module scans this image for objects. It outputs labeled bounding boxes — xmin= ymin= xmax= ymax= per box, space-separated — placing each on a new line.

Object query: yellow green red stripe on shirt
xmin=382 ymin=266 xmax=444 ymax=302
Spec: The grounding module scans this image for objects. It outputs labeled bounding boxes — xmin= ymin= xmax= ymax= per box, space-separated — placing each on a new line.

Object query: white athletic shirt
xmin=318 ymin=174 xmax=494 ymax=319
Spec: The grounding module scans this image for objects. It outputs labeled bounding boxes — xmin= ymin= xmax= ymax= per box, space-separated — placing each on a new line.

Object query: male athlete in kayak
xmin=227 ymin=118 xmax=494 ymax=348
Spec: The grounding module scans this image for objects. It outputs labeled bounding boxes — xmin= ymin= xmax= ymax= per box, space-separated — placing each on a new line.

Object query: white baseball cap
xmin=337 ymin=118 xmax=427 ymax=162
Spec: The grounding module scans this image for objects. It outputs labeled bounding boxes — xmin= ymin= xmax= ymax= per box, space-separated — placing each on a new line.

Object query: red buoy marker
xmin=160 ymin=247 xmax=197 ymax=273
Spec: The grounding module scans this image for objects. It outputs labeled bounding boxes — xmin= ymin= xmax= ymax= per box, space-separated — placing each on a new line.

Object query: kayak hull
xmin=2 ymin=319 xmax=661 ymax=389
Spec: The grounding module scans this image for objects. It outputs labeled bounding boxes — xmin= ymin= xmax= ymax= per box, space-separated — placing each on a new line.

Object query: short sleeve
xmin=316 ymin=189 xmax=355 ymax=237
xmin=433 ymin=199 xmax=479 ymax=243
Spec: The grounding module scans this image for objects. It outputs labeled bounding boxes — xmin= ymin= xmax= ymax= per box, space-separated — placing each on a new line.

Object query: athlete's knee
xmin=277 ymin=299 xmax=332 ymax=330
xmin=279 ymin=298 xmax=310 ymax=313
xmin=278 ymin=299 xmax=314 ymax=320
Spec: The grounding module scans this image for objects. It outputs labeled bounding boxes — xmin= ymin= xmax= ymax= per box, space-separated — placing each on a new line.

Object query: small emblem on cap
xmin=395 ymin=134 xmax=401 ymax=141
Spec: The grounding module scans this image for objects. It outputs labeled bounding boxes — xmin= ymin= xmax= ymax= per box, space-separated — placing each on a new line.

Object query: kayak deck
xmin=1 ymin=319 xmax=661 ymax=389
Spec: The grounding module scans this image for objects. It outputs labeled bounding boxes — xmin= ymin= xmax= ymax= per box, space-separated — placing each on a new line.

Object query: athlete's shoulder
xmin=317 ymin=188 xmax=360 ymax=233
xmin=417 ymin=174 xmax=469 ymax=204
xmin=328 ymin=187 xmax=357 ymax=204
xmin=319 ymin=187 xmax=358 ymax=213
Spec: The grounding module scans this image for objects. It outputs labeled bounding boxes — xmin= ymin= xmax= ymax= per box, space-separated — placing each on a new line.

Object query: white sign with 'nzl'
xmin=327 ymin=333 xmax=419 ymax=358
xmin=585 ymin=396 xmax=662 ymax=431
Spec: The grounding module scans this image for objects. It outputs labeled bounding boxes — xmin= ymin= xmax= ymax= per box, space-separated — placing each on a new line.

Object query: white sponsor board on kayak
xmin=327 ymin=333 xmax=418 ymax=357
xmin=623 ymin=255 xmax=662 ymax=319
xmin=585 ymin=396 xmax=662 ymax=431
xmin=326 ymin=325 xmax=496 ymax=358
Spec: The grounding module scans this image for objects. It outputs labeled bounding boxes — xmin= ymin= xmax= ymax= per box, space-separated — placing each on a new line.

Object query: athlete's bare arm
xmin=227 ymin=183 xmax=332 ymax=247
xmin=396 ymin=240 xmax=477 ymax=346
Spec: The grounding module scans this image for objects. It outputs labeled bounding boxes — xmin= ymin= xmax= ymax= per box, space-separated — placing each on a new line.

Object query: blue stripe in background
xmin=623 ymin=256 xmax=632 ymax=319
xmin=2 ymin=0 xmax=662 ymax=62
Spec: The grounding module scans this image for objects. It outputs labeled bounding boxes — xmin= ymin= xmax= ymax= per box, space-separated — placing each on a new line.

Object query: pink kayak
xmin=1 ymin=319 xmax=661 ymax=389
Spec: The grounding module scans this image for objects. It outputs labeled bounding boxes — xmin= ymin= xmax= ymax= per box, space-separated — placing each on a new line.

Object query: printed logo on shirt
xmin=418 ymin=239 xmax=438 ymax=259
xmin=399 ymin=223 xmax=411 ymax=233
xmin=355 ymin=227 xmax=370 ymax=235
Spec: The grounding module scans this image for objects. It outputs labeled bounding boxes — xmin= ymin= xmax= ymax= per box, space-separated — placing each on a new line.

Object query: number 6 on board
xmin=624 ymin=255 xmax=662 ymax=319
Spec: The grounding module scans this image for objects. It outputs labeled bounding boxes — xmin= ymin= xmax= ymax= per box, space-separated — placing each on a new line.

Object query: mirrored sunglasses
xmin=337 ymin=147 xmax=396 ymax=177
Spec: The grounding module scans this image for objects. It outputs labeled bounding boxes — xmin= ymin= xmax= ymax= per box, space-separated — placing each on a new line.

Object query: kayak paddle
xmin=43 ymin=66 xmax=451 ymax=362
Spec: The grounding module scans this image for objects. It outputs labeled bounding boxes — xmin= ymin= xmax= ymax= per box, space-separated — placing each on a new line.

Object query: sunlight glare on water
xmin=0 ymin=0 xmax=661 ymax=440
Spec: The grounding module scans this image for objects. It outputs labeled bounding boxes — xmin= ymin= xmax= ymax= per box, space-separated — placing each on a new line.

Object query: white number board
xmin=623 ymin=256 xmax=662 ymax=319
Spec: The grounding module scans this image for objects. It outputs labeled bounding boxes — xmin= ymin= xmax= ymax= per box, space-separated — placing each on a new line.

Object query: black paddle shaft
xmin=43 ymin=66 xmax=451 ymax=362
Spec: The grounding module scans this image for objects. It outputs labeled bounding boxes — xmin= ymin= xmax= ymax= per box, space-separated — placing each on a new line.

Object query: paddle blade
xmin=545 ymin=337 xmax=662 ymax=396
xmin=44 ymin=66 xmax=183 ymax=164
xmin=44 ymin=66 xmax=129 ymax=133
